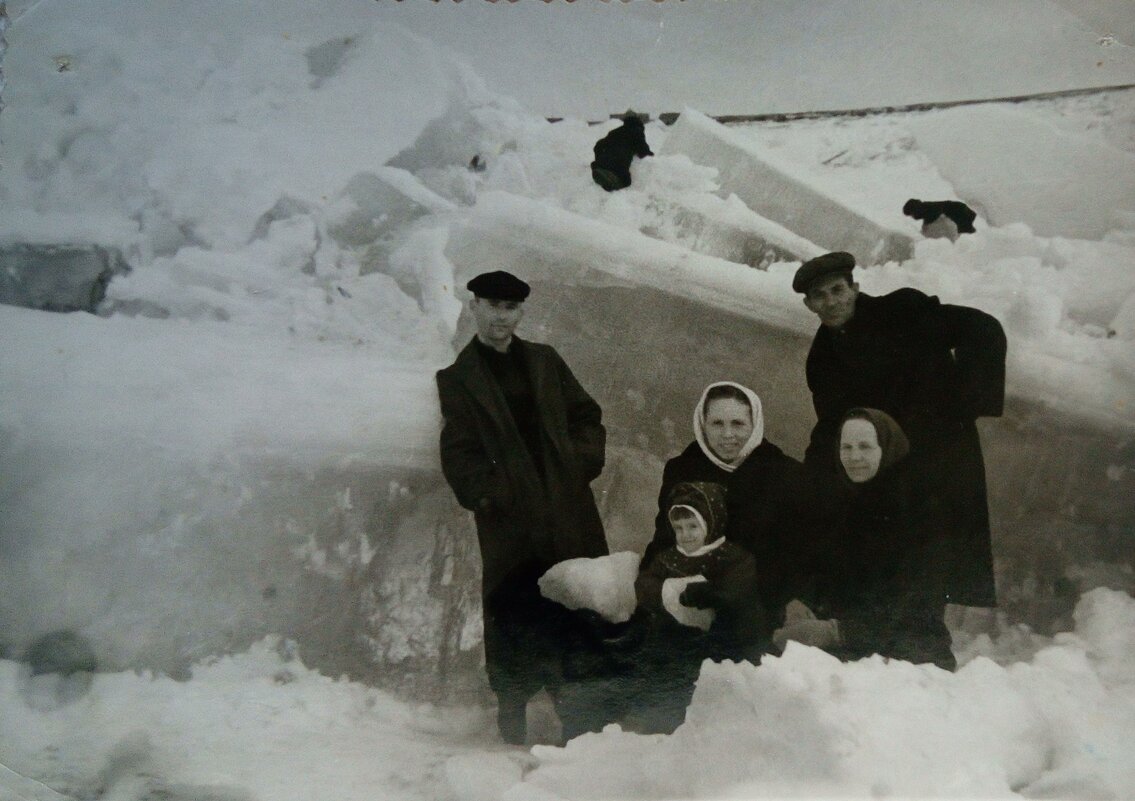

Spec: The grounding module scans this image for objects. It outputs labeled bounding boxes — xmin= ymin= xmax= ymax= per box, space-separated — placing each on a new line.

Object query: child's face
xmin=672 ymin=514 xmax=708 ymax=552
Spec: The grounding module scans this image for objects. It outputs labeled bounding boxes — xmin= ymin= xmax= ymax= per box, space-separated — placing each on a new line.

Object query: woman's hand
xmin=772 ymin=618 xmax=840 ymax=651
xmin=783 ymin=599 xmax=817 ymax=624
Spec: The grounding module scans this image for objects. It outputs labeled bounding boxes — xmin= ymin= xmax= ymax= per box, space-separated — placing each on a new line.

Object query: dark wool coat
xmin=641 ymin=440 xmax=810 ymax=620
xmin=591 ymin=119 xmax=653 ymax=184
xmin=818 ymin=457 xmax=956 ymax=671
xmin=436 ymin=337 xmax=608 ymax=598
xmin=635 ymin=539 xmax=769 ymax=659
xmin=804 ymin=288 xmax=1007 ymax=607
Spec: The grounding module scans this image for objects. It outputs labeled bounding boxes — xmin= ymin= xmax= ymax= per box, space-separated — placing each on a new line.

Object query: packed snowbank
xmin=1 ymin=589 xmax=1132 ymax=801
xmin=501 ymin=588 xmax=1135 ymax=801
xmin=3 ymin=0 xmax=1135 ymax=678
xmin=0 ymin=636 xmax=494 ymax=801
xmin=0 ymin=0 xmax=466 ymax=251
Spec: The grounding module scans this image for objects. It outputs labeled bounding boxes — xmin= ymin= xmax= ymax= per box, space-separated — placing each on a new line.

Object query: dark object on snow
xmin=803 ymin=283 xmax=1007 ymax=607
xmin=903 ymin=198 xmax=978 ymax=235
xmin=0 ymin=243 xmax=129 ymax=313
xmin=590 ymin=113 xmax=653 ymax=192
xmin=19 ymin=630 xmax=98 ymax=710
xmin=554 ymin=607 xmax=647 ymax=739
xmin=469 ymin=154 xmax=486 ymax=173
xmin=24 ymin=630 xmax=98 ymax=676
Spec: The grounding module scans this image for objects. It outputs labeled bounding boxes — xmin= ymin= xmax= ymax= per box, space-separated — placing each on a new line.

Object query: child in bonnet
xmin=629 ymin=481 xmax=769 ymax=732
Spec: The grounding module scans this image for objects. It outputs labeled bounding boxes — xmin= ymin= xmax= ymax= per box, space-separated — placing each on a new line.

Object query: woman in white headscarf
xmin=640 ymin=381 xmax=806 ymax=626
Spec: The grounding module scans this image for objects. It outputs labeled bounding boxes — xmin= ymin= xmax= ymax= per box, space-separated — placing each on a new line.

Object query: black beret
xmin=792 ymin=252 xmax=856 ymax=294
xmin=466 ymin=271 xmax=530 ymax=301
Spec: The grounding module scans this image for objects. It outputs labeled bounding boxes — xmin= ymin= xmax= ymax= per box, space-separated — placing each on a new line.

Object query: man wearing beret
xmin=793 ymin=252 xmax=1007 ymax=611
xmin=436 ymin=270 xmax=609 ymax=744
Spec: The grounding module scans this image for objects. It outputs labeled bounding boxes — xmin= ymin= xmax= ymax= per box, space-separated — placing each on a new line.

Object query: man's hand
xmin=772 ymin=618 xmax=840 ymax=651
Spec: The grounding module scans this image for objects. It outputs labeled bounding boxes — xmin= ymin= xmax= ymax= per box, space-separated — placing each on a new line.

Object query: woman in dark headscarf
xmin=640 ymin=381 xmax=809 ymax=627
xmin=774 ymin=407 xmax=956 ymax=671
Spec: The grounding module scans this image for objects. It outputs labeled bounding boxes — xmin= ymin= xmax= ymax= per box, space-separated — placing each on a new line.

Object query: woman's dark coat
xmin=436 ymin=336 xmax=608 ymax=598
xmin=804 ymin=288 xmax=1006 ymax=607
xmin=817 ymin=455 xmax=956 ymax=671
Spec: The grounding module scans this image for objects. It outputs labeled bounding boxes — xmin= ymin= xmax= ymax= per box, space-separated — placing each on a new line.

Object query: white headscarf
xmin=692 ymin=381 xmax=765 ymax=473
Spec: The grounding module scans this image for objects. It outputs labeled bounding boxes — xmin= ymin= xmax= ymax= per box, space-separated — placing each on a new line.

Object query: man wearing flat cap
xmin=793 ymin=252 xmax=1007 ymax=612
xmin=436 ymin=270 xmax=608 ymax=744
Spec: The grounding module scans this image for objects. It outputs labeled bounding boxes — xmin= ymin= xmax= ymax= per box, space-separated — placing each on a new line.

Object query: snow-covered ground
xmin=2 ymin=590 xmax=1133 ymax=801
xmin=2 ymin=1 xmax=1135 ymax=799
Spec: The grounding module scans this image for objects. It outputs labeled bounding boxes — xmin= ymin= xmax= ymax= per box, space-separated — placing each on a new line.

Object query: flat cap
xmin=792 ymin=251 xmax=856 ymax=294
xmin=466 ymin=270 xmax=530 ymax=301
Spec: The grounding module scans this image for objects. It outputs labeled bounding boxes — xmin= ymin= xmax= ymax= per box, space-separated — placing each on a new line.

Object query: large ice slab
xmin=660 ymin=109 xmax=915 ymax=265
xmin=909 ymin=104 xmax=1135 ymax=240
xmin=452 ymin=191 xmax=813 ymax=335
xmin=451 ymin=191 xmax=1134 ymax=431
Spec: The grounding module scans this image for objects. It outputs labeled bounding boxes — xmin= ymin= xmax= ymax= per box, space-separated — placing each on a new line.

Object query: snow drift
xmin=1 ymin=2 xmax=1134 ymax=798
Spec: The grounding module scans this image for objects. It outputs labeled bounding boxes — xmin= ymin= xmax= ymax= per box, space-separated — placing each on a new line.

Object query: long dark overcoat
xmin=436 ymin=337 xmax=608 ymax=598
xmin=803 ymin=288 xmax=1007 ymax=607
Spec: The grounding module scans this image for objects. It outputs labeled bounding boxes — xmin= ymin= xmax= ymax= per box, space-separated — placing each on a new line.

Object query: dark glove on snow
xmin=679 ymin=583 xmax=717 ymax=609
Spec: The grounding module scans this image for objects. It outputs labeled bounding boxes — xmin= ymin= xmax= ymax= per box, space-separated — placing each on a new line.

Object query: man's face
xmin=803 ymin=273 xmax=859 ymax=329
xmin=470 ymin=297 xmax=524 ymax=348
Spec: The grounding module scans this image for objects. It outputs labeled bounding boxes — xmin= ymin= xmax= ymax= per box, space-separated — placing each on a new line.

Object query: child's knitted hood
xmin=667 ymin=481 xmax=728 ymax=544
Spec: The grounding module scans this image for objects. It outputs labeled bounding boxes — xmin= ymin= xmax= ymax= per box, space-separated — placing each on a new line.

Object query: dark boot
xmin=496 ymin=695 xmax=527 ymax=745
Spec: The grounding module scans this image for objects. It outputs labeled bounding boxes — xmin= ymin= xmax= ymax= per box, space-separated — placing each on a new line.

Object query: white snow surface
xmin=661 ymin=575 xmax=716 ymax=632
xmin=2 ymin=1 xmax=1135 ymax=799
xmin=538 ymin=552 xmax=641 ymax=625
xmin=0 ymin=590 xmax=1132 ymax=801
